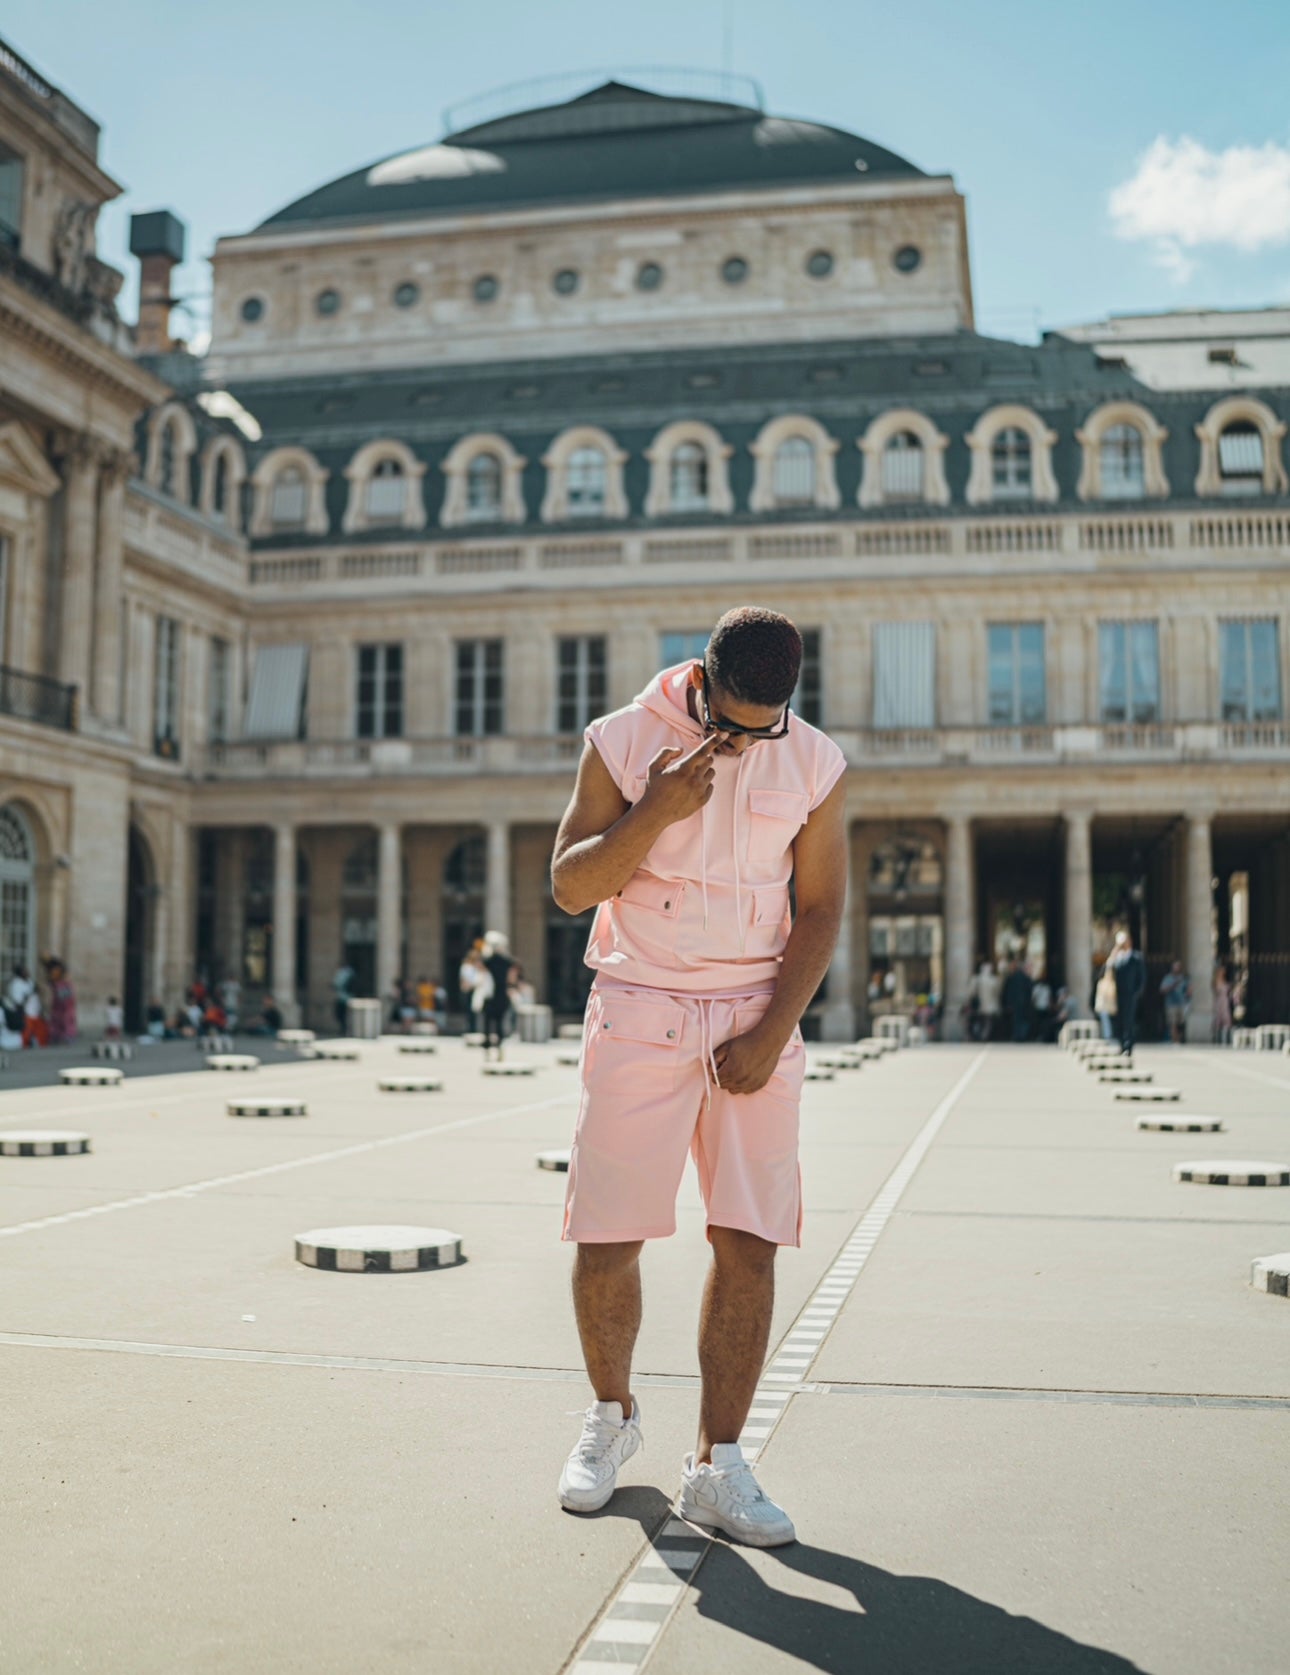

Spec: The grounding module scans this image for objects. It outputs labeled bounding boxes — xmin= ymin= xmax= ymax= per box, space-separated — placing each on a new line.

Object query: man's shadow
xmin=588 ymin=1498 xmax=1150 ymax=1675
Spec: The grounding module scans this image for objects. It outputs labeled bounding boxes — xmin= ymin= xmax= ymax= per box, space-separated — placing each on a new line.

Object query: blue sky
xmin=9 ymin=0 xmax=1290 ymax=346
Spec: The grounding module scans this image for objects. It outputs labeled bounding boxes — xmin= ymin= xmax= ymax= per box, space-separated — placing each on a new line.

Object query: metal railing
xmin=0 ymin=666 xmax=76 ymax=732
xmin=200 ymin=721 xmax=1290 ymax=779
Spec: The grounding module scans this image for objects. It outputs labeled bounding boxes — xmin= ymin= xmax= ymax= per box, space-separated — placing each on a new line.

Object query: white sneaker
xmin=679 ymin=1443 xmax=796 ymax=1547
xmin=558 ymin=1400 xmax=643 ymax=1512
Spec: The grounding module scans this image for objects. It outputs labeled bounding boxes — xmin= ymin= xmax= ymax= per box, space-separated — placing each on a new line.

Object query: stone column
xmin=1064 ymin=811 xmax=1093 ymax=1016
xmin=272 ymin=824 xmax=298 ymax=1024
xmin=1185 ymin=814 xmax=1214 ymax=1041
xmin=91 ymin=451 xmax=130 ymax=724
xmin=943 ymin=814 xmax=974 ymax=1041
xmin=376 ymin=822 xmax=402 ymax=1001
xmin=213 ymin=831 xmax=246 ymax=983
xmin=484 ymin=820 xmax=510 ymax=942
xmin=58 ymin=436 xmax=99 ymax=707
xmin=819 ymin=843 xmax=855 ymax=1042
xmin=166 ymin=819 xmax=196 ymax=1008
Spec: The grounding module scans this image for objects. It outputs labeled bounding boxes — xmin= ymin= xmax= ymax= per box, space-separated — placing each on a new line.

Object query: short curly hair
xmin=705 ymin=607 xmax=802 ymax=708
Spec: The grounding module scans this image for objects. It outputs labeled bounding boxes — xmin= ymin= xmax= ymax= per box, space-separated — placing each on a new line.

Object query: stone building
xmin=1 ymin=50 xmax=1287 ymax=1039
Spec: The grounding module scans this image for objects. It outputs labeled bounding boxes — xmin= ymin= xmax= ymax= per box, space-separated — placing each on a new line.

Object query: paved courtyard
xmin=0 ymin=1035 xmax=1286 ymax=1674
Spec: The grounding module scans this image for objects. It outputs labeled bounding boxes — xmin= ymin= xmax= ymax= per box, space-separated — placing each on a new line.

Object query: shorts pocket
xmin=595 ymin=994 xmax=686 ymax=1048
xmin=746 ymin=788 xmax=810 ymax=864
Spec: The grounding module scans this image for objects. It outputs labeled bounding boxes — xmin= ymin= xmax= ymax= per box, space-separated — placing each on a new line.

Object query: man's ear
xmin=688 ymin=662 xmax=704 ymax=689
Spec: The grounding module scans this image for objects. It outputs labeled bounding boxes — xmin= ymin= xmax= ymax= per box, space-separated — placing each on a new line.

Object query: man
xmin=550 ymin=607 xmax=846 ymax=1547
xmin=479 ymin=932 xmax=517 ymax=1061
xmin=1159 ymin=960 xmax=1191 ymax=1045
xmin=1108 ymin=930 xmax=1146 ymax=1057
xmin=1002 ymin=959 xmax=1033 ymax=1043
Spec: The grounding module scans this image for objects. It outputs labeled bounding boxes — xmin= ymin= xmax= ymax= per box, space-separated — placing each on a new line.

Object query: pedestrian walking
xmin=4 ymin=964 xmax=33 ymax=1035
xmin=1212 ymin=964 xmax=1233 ymax=1044
xmin=1160 ymin=960 xmax=1191 ymax=1044
xmin=45 ymin=957 xmax=77 ymax=1045
xmin=21 ymin=982 xmax=47 ymax=1047
xmin=1030 ymin=972 xmax=1054 ymax=1042
xmin=1003 ymin=959 xmax=1034 ymax=1042
xmin=103 ymin=995 xmax=124 ymax=1040
xmin=331 ymin=961 xmax=354 ymax=1034
xmin=218 ymin=974 xmax=241 ymax=1033
xmin=1094 ymin=964 xmax=1118 ymax=1041
xmin=1107 ymin=931 xmax=1146 ymax=1056
xmin=551 ymin=607 xmax=846 ymax=1546
xmin=967 ymin=960 xmax=1001 ymax=1041
xmin=479 ymin=933 xmax=517 ymax=1060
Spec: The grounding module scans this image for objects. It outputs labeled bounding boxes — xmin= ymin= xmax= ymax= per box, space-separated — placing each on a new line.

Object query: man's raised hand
xmin=640 ymin=733 xmax=725 ymax=826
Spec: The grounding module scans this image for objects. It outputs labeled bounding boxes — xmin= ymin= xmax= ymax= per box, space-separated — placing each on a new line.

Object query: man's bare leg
xmin=572 ymin=1240 xmax=644 ymax=1414
xmin=695 ymin=1226 xmax=776 ymax=1463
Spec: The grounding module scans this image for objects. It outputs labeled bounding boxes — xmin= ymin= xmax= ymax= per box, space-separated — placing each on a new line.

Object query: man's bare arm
xmin=550 ymin=735 xmax=724 ymax=916
xmin=713 ymin=777 xmax=847 ymax=1094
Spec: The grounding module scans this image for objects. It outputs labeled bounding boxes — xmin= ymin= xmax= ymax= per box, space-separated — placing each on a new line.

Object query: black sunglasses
xmin=699 ymin=666 xmax=791 ymax=741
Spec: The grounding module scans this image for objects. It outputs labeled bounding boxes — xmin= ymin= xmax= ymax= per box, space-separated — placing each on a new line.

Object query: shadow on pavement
xmin=569 ymin=1484 xmax=676 ymax=1537
xmin=689 ymin=1540 xmax=1152 ymax=1674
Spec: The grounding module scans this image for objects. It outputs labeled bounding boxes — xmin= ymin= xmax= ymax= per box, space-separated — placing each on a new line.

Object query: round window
xmin=806 ymin=250 xmax=834 ymax=279
xmin=721 ymin=256 xmax=749 ymax=285
xmin=473 ymin=274 xmax=499 ymax=303
xmin=240 ymin=295 xmax=265 ymax=323
xmin=315 ymin=288 xmax=341 ymax=317
xmin=635 ymin=262 xmax=664 ymax=292
xmin=553 ymin=268 xmax=580 ymax=296
xmin=893 ymin=245 xmax=922 ymax=274
xmin=393 ymin=281 xmax=420 ymax=309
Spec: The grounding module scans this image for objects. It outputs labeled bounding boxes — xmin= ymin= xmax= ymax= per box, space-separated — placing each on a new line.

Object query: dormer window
xmin=1218 ymin=421 xmax=1264 ymax=494
xmin=670 ymin=442 xmax=709 ymax=512
xmin=566 ymin=447 xmax=607 ymax=516
xmin=365 ymin=458 xmax=406 ymax=524
xmin=881 ymin=431 xmax=924 ymax=502
xmin=466 ymin=452 xmax=502 ymax=520
xmin=991 ymin=427 xmax=1032 ymax=499
xmin=772 ymin=437 xmax=815 ymax=506
xmin=271 ymin=467 xmax=307 ymax=529
xmin=1100 ymin=424 xmax=1145 ymax=498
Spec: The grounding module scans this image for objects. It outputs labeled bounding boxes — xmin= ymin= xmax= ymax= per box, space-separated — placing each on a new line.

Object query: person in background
xmin=5 ymin=964 xmax=33 ymax=1035
xmin=967 ymin=960 xmax=1001 ymax=1042
xmin=1030 ymin=970 xmax=1054 ymax=1043
xmin=1160 ymin=960 xmax=1191 ymax=1045
xmin=1054 ymin=985 xmax=1077 ymax=1038
xmin=480 ymin=932 xmax=518 ymax=1061
xmin=22 ymin=982 xmax=48 ymax=1047
xmin=1002 ymin=959 xmax=1034 ymax=1043
xmin=201 ymin=997 xmax=229 ymax=1038
xmin=145 ymin=997 xmax=167 ymax=1039
xmin=1108 ymin=931 xmax=1146 ymax=1057
xmin=45 ymin=957 xmax=77 ymax=1045
xmin=253 ymin=994 xmax=284 ymax=1036
xmin=1094 ymin=963 xmax=1118 ymax=1041
xmin=103 ymin=994 xmax=124 ymax=1041
xmin=388 ymin=975 xmax=409 ymax=1034
xmin=218 ymin=974 xmax=241 ymax=1034
xmin=1212 ymin=963 xmax=1233 ymax=1045
xmin=459 ymin=941 xmax=487 ymax=1016
xmin=331 ymin=961 xmax=354 ymax=1034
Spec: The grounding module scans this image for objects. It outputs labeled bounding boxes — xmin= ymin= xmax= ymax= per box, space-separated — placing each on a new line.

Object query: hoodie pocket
xmin=746 ymin=788 xmax=810 ymax=865
xmin=616 ymin=874 xmax=685 ymax=917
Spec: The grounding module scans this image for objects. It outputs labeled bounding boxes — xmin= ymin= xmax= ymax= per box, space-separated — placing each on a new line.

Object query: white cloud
xmin=1109 ymin=136 xmax=1290 ymax=282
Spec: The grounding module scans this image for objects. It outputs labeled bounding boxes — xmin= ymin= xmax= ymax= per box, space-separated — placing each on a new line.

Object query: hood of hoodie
xmin=636 ymin=662 xmax=706 ymax=739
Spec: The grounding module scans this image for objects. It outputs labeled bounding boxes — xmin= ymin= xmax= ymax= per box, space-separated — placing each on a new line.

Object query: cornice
xmin=0 ymin=279 xmax=169 ymax=413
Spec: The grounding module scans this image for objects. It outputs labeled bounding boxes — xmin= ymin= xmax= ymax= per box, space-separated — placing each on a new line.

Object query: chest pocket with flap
xmin=746 ymin=788 xmax=810 ymax=864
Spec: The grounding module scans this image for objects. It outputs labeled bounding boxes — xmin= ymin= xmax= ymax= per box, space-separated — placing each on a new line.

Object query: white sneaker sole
xmin=558 ymin=1432 xmax=641 ymax=1513
xmin=678 ymin=1498 xmax=796 ymax=1548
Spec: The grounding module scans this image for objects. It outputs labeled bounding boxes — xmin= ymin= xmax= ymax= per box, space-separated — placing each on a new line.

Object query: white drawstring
xmin=697 ymin=997 xmax=721 ymax=1102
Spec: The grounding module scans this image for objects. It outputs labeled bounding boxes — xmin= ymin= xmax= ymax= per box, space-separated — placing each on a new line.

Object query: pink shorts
xmin=562 ymin=983 xmax=806 ymax=1247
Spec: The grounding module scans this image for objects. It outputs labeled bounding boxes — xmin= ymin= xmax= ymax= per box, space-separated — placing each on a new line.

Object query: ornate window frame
xmin=198 ymin=435 xmax=247 ymax=530
xmin=749 ymin=415 xmax=840 ymax=512
xmin=440 ymin=432 xmax=527 ymax=527
xmin=858 ymin=408 xmax=951 ymax=508
xmin=249 ymin=446 xmax=330 ymax=537
xmin=540 ymin=425 xmax=628 ymax=523
xmin=1194 ymin=395 xmax=1288 ymax=497
xmin=1076 ymin=401 xmax=1169 ymax=500
xmin=341 ymin=438 xmax=427 ymax=534
xmin=963 ymin=404 xmax=1057 ymax=506
xmin=644 ymin=420 xmax=734 ymax=516
xmin=144 ymin=403 xmax=198 ymax=505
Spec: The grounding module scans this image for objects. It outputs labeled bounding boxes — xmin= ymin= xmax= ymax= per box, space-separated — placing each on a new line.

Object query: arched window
xmin=881 ymin=431 xmax=924 ymax=501
xmin=772 ymin=437 xmax=816 ymax=506
xmin=466 ymin=452 xmax=502 ymax=520
xmin=0 ymin=804 xmax=35 ymax=983
xmin=159 ymin=423 xmax=178 ymax=498
xmin=1218 ymin=421 xmax=1264 ymax=494
xmin=566 ymin=447 xmax=607 ymax=516
xmin=991 ymin=427 xmax=1031 ymax=498
xmin=270 ymin=466 xmax=307 ymax=529
xmin=1099 ymin=424 xmax=1145 ymax=499
xmin=211 ymin=453 xmax=230 ymax=521
xmin=365 ymin=457 xmax=406 ymax=524
xmin=669 ymin=441 xmax=709 ymax=512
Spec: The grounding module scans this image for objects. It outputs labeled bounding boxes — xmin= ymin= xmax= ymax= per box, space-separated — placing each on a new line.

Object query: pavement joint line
xmin=564 ymin=1048 xmax=988 ymax=1675
xmin=0 ymin=1093 xmax=575 ymax=1241
xmin=1180 ymin=1051 xmax=1290 ymax=1093
xmin=903 ymin=1209 xmax=1290 ymax=1228
xmin=808 ymin=1381 xmax=1290 ymax=1410
xmin=0 ymin=1330 xmax=705 ymax=1386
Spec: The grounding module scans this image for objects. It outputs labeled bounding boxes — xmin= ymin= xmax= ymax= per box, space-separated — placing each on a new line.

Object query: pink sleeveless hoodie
xmin=583 ymin=662 xmax=847 ymax=994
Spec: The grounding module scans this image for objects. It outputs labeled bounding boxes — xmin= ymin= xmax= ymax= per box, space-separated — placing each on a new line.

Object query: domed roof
xmin=258 ymin=81 xmax=923 ymax=230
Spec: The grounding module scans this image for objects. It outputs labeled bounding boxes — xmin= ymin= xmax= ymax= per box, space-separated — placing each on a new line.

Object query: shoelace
xmin=708 ymin=1462 xmax=769 ymax=1509
xmin=566 ymin=1409 xmax=642 ymax=1464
